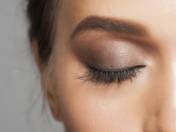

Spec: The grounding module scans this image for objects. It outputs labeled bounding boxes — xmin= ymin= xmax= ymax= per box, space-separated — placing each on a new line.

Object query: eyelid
xmin=72 ymin=37 xmax=148 ymax=70
xmin=71 ymin=29 xmax=158 ymax=63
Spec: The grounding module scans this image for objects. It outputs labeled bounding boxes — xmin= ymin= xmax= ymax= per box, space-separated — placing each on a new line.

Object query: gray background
xmin=0 ymin=0 xmax=64 ymax=131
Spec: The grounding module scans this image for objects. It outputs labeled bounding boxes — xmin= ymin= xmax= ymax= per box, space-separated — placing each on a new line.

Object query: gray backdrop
xmin=0 ymin=0 xmax=64 ymax=131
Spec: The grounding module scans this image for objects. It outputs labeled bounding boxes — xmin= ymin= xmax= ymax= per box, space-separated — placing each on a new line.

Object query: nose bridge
xmin=157 ymin=57 xmax=176 ymax=131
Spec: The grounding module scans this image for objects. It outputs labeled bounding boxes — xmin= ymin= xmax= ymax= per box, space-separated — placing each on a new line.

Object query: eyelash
xmin=79 ymin=65 xmax=146 ymax=84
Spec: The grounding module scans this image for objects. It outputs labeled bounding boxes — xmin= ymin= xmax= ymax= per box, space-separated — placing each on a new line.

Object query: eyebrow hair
xmin=71 ymin=16 xmax=149 ymax=39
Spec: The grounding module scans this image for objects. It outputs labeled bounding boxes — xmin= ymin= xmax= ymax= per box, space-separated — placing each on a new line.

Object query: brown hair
xmin=27 ymin=0 xmax=60 ymax=64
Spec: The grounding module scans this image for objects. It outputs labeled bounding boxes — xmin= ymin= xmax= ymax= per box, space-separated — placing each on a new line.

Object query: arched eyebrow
xmin=71 ymin=16 xmax=150 ymax=39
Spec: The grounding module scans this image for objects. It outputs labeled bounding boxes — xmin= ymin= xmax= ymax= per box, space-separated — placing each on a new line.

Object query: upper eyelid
xmin=71 ymin=29 xmax=158 ymax=60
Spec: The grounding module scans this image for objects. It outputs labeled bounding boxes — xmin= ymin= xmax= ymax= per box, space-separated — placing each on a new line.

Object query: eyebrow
xmin=71 ymin=16 xmax=149 ymax=39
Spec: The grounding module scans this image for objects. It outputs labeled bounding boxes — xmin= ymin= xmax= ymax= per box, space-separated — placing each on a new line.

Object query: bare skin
xmin=33 ymin=0 xmax=176 ymax=131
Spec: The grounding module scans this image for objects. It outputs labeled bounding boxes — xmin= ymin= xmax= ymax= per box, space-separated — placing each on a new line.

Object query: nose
xmin=157 ymin=61 xmax=176 ymax=132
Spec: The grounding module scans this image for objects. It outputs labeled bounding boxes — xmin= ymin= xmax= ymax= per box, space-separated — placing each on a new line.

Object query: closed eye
xmin=79 ymin=65 xmax=146 ymax=84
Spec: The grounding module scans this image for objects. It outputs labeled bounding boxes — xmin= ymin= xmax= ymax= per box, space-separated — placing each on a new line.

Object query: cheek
xmin=58 ymin=91 xmax=145 ymax=132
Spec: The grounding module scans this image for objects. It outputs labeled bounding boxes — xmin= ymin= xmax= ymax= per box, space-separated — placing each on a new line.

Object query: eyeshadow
xmin=71 ymin=30 xmax=147 ymax=70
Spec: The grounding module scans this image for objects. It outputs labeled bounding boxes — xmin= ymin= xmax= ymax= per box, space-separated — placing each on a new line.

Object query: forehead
xmin=60 ymin=0 xmax=176 ymax=17
xmin=59 ymin=0 xmax=176 ymax=28
xmin=56 ymin=0 xmax=176 ymax=49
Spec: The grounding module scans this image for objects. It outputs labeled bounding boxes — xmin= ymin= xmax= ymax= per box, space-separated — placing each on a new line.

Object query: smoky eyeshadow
xmin=71 ymin=30 xmax=147 ymax=70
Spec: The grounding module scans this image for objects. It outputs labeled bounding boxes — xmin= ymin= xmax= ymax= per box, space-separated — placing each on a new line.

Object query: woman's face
xmin=39 ymin=0 xmax=176 ymax=131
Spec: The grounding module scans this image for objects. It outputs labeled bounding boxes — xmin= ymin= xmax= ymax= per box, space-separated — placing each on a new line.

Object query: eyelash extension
xmin=79 ymin=65 xmax=146 ymax=84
